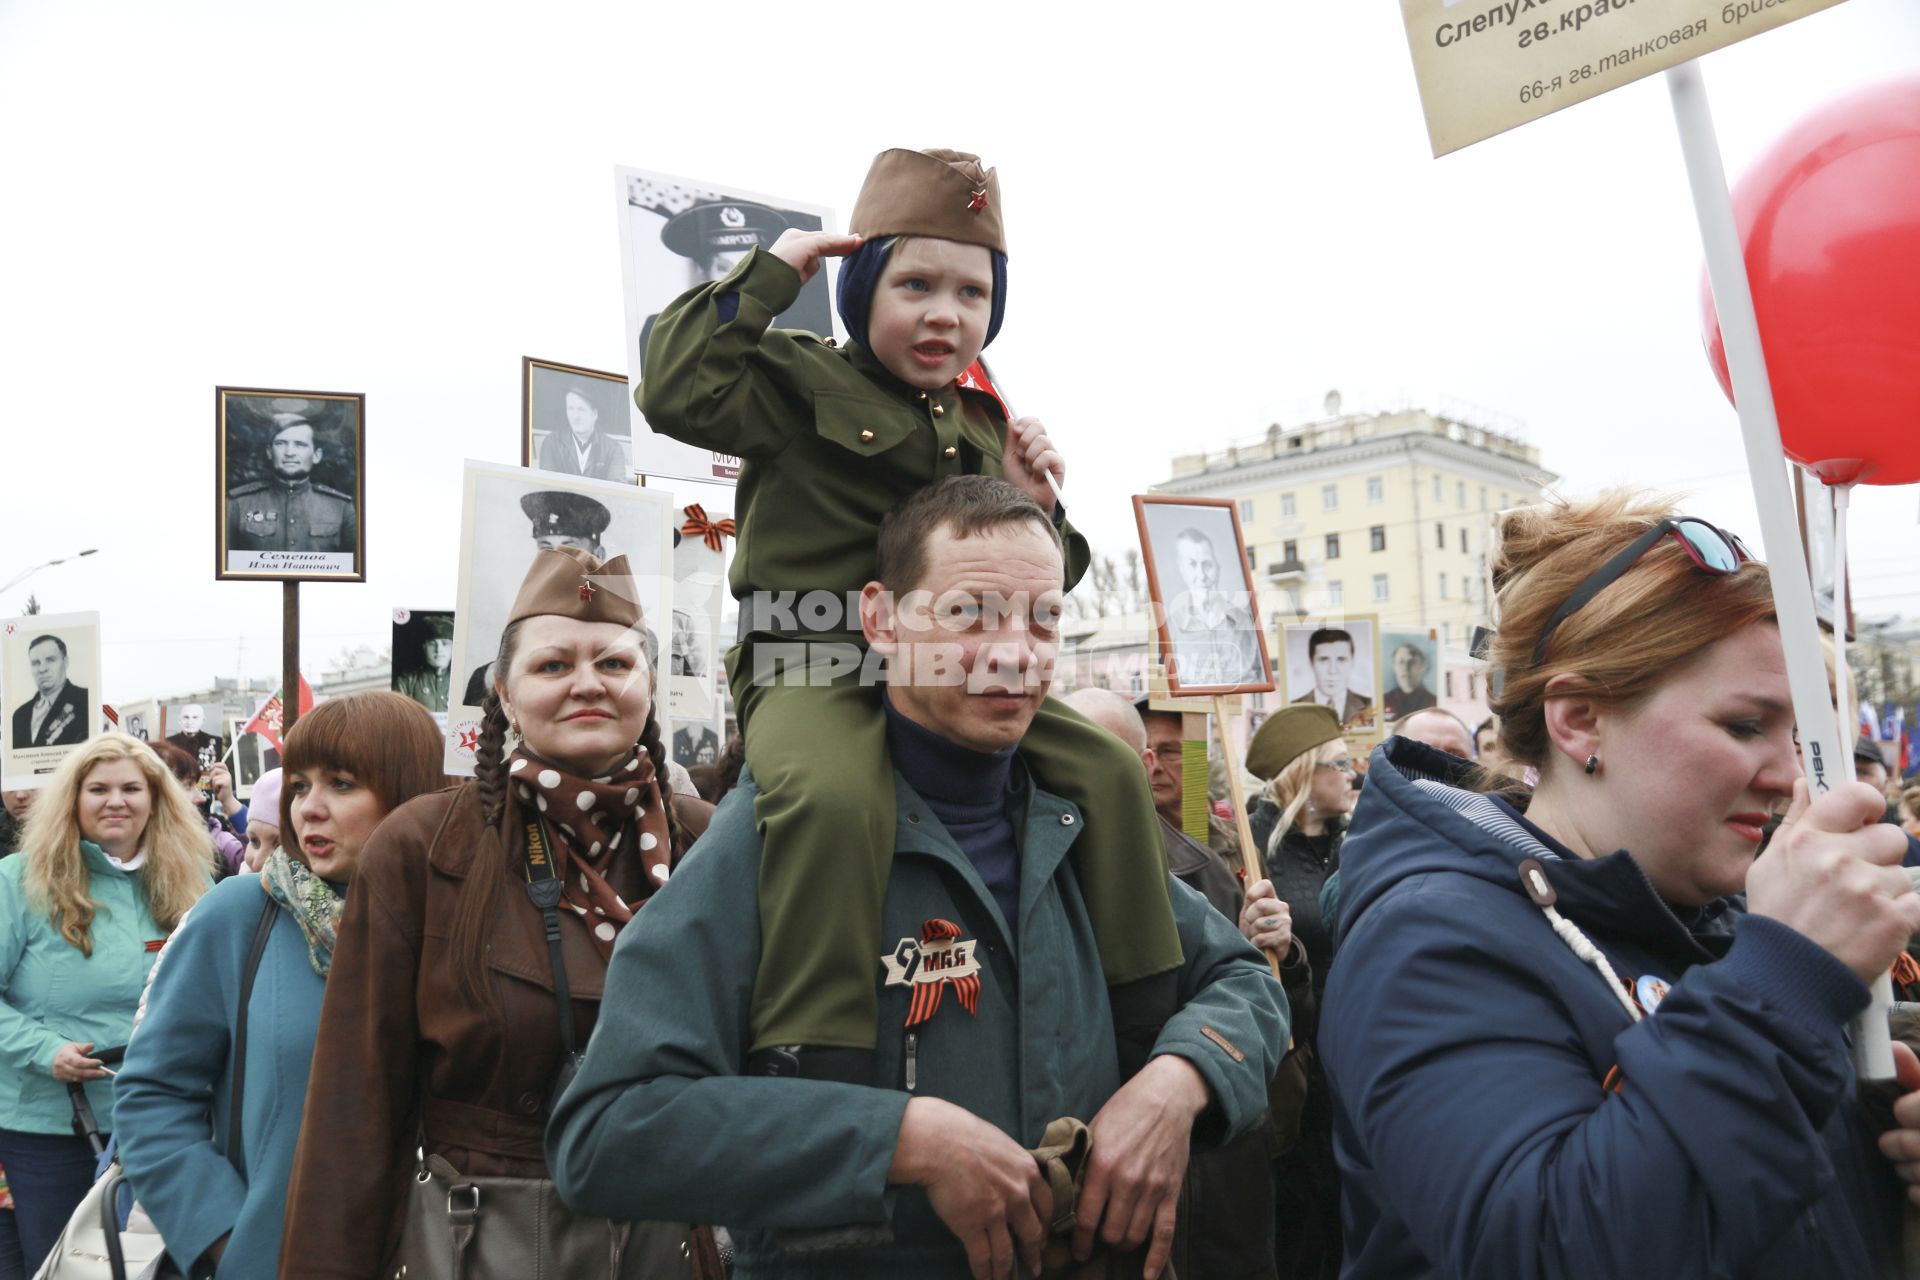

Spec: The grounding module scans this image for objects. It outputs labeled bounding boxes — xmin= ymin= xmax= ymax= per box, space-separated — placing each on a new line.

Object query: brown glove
xmin=1027 ymin=1118 xmax=1169 ymax=1280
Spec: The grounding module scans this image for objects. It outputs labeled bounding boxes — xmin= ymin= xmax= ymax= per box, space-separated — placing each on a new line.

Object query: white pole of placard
xmin=1666 ymin=61 xmax=1893 ymax=1081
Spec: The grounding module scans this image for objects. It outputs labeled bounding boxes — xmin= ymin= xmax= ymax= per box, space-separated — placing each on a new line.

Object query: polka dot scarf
xmin=507 ymin=745 xmax=672 ymax=957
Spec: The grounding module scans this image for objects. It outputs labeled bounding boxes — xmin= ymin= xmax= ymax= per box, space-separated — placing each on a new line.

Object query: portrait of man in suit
xmin=1290 ymin=625 xmax=1375 ymax=729
xmin=11 ymin=634 xmax=89 ymax=748
xmin=533 ymin=383 xmax=631 ymax=484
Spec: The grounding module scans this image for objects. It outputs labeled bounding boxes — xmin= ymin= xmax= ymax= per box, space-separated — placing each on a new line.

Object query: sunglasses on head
xmin=1531 ymin=517 xmax=1753 ymax=667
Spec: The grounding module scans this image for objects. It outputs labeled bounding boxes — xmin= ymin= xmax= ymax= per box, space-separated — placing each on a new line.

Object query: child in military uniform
xmin=641 ymin=148 xmax=1183 ymax=1071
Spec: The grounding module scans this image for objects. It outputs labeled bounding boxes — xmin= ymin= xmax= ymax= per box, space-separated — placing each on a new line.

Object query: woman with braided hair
xmin=280 ymin=545 xmax=717 ymax=1279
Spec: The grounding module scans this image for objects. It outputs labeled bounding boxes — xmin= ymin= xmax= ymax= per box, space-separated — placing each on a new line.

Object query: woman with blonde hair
xmin=1238 ymin=704 xmax=1352 ymax=1280
xmin=1322 ymin=492 xmax=1920 ymax=1277
xmin=0 ymin=733 xmax=211 ymax=1273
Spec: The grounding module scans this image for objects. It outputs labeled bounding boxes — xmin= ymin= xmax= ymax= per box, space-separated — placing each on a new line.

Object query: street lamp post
xmin=1 ymin=549 xmax=99 ymax=599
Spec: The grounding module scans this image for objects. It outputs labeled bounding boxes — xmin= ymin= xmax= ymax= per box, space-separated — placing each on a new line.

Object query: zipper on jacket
xmin=904 ymin=1031 xmax=919 ymax=1093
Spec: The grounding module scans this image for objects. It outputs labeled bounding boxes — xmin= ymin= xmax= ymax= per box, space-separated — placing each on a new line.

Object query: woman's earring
xmin=1585 ymin=754 xmax=1599 ymax=776
xmin=509 ymin=718 xmax=521 ymax=737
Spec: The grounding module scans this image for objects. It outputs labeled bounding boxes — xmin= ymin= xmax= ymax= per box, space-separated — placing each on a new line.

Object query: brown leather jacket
xmin=279 ymin=781 xmax=711 ymax=1278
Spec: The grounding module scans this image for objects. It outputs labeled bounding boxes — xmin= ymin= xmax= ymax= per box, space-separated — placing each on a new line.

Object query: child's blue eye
xmin=903 ymin=278 xmax=929 ymax=292
xmin=960 ymin=285 xmax=986 ymax=300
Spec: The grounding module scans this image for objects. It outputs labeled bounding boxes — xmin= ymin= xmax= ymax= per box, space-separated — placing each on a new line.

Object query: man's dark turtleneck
xmin=884 ymin=695 xmax=1022 ymax=936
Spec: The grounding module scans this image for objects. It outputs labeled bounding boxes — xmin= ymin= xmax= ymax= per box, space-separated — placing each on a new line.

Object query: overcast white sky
xmin=1 ymin=0 xmax=1915 ymax=702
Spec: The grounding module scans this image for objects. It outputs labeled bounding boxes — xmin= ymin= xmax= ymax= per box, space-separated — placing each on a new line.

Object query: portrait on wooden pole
xmin=215 ymin=387 xmax=366 ymax=582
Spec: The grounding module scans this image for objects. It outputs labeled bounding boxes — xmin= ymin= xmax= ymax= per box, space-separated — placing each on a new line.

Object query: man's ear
xmin=312 ymin=447 xmax=324 ymax=466
xmin=1540 ymin=673 xmax=1603 ymax=776
xmin=860 ymin=581 xmax=897 ymax=657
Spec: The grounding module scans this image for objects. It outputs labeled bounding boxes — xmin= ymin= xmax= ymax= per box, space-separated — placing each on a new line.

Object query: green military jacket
xmin=226 ymin=477 xmax=356 ymax=552
xmin=638 ymin=248 xmax=1090 ymax=638
xmin=549 ymin=766 xmax=1287 ymax=1280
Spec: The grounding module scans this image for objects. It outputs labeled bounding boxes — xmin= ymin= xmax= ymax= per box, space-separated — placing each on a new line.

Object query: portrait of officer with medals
xmin=216 ymin=387 xmax=366 ymax=581
xmin=9 ymin=633 xmax=90 ymax=749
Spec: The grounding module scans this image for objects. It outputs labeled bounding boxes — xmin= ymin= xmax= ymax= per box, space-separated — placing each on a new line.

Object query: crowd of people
xmin=3 ymin=146 xmax=1920 ymax=1280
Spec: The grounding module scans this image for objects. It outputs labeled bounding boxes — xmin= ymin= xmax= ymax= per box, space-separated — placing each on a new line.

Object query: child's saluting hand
xmin=1003 ymin=415 xmax=1064 ymax=516
xmin=770 ymin=229 xmax=864 ymax=286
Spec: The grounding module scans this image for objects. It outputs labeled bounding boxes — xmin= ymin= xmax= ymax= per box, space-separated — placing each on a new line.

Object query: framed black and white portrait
xmin=669 ymin=504 xmax=728 ymax=728
xmin=445 ymin=460 xmax=676 ymax=775
xmin=521 ymin=359 xmax=634 ymax=486
xmin=2 ymin=611 xmax=101 ymax=787
xmin=1379 ymin=629 xmax=1440 ymax=724
xmin=392 ymin=608 xmax=456 ymax=720
xmin=1281 ymin=616 xmax=1382 ymax=739
xmin=118 ymin=698 xmax=158 ymax=743
xmin=216 ymin=387 xmax=366 ymax=582
xmin=161 ymin=699 xmax=228 ymax=772
xmin=615 ymin=165 xmax=838 ymax=484
xmin=224 ymin=708 xmax=269 ymax=800
xmin=1133 ymin=495 xmax=1275 ymax=697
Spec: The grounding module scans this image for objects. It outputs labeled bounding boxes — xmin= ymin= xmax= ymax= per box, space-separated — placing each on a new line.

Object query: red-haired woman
xmin=116 ymin=691 xmax=445 ymax=1277
xmin=1322 ymin=494 xmax=1920 ymax=1278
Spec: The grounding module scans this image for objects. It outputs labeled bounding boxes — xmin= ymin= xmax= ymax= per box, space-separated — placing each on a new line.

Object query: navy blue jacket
xmin=1320 ymin=738 xmax=1902 ymax=1279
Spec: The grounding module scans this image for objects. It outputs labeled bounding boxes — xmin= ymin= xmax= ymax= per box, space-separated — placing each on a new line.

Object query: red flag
xmin=957 ymin=359 xmax=1011 ymax=420
xmin=242 ymin=677 xmax=313 ymax=752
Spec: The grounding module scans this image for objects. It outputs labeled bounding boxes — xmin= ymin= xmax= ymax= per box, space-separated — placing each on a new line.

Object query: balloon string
xmin=1833 ymin=483 xmax=1852 ymax=748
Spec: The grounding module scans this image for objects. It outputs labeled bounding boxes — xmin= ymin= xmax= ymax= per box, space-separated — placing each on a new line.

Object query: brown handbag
xmin=392 ymin=1153 xmax=709 ymax=1279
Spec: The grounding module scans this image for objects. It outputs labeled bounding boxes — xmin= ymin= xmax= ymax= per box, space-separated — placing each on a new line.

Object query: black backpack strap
xmin=225 ymin=893 xmax=278 ymax=1177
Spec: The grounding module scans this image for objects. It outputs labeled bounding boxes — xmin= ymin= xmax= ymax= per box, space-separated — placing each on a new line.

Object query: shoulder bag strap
xmin=225 ymin=892 xmax=278 ymax=1177
xmin=521 ymin=820 xmax=577 ymax=1054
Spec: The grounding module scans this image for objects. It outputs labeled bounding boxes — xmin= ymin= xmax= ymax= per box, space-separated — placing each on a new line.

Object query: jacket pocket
xmin=812 ymin=389 xmax=916 ymax=457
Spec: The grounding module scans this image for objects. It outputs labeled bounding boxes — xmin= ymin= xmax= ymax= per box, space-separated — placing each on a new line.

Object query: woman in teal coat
xmin=0 ymin=734 xmax=211 ymax=1274
xmin=114 ymin=692 xmax=445 ymax=1278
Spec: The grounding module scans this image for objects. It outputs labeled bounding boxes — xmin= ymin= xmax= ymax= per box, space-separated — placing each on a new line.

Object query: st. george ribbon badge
xmin=882 ymin=918 xmax=983 ymax=1027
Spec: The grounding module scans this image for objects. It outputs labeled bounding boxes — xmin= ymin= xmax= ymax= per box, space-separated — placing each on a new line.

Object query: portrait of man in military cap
xmin=615 ymin=167 xmax=838 ymax=484
xmin=522 ymin=358 xmax=633 ymax=485
xmin=446 ymin=463 xmax=678 ymax=772
xmin=216 ymin=387 xmax=365 ymax=581
xmin=391 ymin=609 xmax=457 ymax=714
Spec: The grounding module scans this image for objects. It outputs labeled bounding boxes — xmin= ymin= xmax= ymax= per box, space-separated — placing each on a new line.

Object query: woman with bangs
xmin=114 ymin=691 xmax=444 ymax=1278
xmin=279 ymin=547 xmax=715 ymax=1279
xmin=0 ymin=734 xmax=211 ymax=1274
xmin=1319 ymin=492 xmax=1920 ymax=1279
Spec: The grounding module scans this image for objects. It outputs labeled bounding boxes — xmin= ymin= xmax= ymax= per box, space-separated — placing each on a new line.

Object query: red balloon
xmin=1702 ymin=76 xmax=1920 ymax=487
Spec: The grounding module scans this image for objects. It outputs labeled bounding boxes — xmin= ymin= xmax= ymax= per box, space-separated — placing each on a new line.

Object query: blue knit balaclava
xmin=835 ymin=236 xmax=1008 ymax=355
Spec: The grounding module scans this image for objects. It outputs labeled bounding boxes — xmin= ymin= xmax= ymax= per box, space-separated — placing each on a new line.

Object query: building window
xmin=1442 ymin=621 xmax=1453 ymax=646
xmin=1321 ymin=484 xmax=1338 ymax=512
xmin=1457 ymin=481 xmax=1466 ymax=507
xmin=1239 ymin=499 xmax=1254 ymax=522
xmin=1435 ymin=522 xmax=1446 ymax=550
xmin=1444 ymin=671 xmax=1456 ymax=698
xmin=1369 ymin=525 xmax=1386 ymax=552
xmin=1366 ymin=476 xmax=1384 ymax=504
xmin=1432 ymin=474 xmax=1442 ymax=501
xmin=1501 ymin=491 xmax=1510 ymax=508
xmin=1439 ymin=572 xmax=1449 ymax=599
xmin=1246 ymin=545 xmax=1257 ymax=570
xmin=1459 ymin=527 xmax=1469 ymax=555
xmin=1372 ymin=574 xmax=1389 ymax=602
xmin=1327 ymin=580 xmax=1345 ymax=607
xmin=1325 ymin=533 xmax=1341 ymax=560
xmin=1283 ymin=539 xmax=1298 ymax=563
xmin=1281 ymin=492 xmax=1296 ymax=517
xmin=1479 ymin=486 xmax=1488 ymax=511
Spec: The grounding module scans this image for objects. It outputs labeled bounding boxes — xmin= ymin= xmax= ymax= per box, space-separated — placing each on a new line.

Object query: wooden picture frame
xmin=215 ymin=386 xmax=366 ymax=582
xmin=1132 ymin=494 xmax=1276 ymax=697
xmin=521 ymin=357 xmax=635 ymax=485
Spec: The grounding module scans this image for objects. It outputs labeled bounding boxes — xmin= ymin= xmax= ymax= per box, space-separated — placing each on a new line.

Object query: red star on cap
xmin=579 ymin=579 xmax=595 ymax=601
xmin=968 ymin=189 xmax=988 ymax=213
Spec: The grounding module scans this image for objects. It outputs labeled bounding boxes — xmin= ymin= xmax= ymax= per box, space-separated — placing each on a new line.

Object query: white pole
xmin=1666 ymin=62 xmax=1893 ymax=1081
xmin=1833 ymin=484 xmax=1854 ymax=749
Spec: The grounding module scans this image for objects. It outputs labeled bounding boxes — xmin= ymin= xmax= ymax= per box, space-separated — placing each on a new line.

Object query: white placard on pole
xmin=1398 ymin=0 xmax=1849 ymax=156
